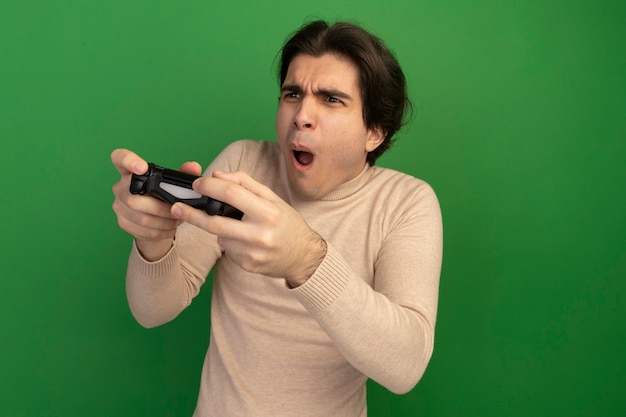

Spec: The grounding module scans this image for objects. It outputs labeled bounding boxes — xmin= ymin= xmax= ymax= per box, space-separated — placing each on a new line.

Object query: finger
xmin=127 ymin=194 xmax=178 ymax=219
xmin=178 ymin=161 xmax=203 ymax=176
xmin=116 ymin=213 xmax=179 ymax=241
xmin=111 ymin=148 xmax=148 ymax=176
xmin=192 ymin=176 xmax=274 ymax=221
xmin=212 ymin=171 xmax=278 ymax=202
xmin=113 ymin=196 xmax=182 ymax=239
xmin=114 ymin=191 xmax=181 ymax=226
xmin=113 ymin=178 xmax=181 ymax=220
xmin=171 ymin=202 xmax=245 ymax=238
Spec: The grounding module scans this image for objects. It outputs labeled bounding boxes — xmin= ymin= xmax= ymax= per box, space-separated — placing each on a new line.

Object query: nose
xmin=293 ymin=97 xmax=316 ymax=130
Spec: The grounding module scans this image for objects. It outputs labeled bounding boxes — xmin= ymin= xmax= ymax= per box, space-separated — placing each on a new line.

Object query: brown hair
xmin=278 ymin=20 xmax=412 ymax=165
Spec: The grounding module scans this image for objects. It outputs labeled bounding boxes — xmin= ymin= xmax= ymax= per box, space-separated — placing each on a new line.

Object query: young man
xmin=111 ymin=20 xmax=442 ymax=417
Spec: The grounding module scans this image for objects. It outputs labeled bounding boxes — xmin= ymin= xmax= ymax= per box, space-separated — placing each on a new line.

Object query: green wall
xmin=2 ymin=1 xmax=624 ymax=416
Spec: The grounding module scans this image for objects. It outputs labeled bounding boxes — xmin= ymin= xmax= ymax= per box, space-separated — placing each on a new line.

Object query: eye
xmin=325 ymin=96 xmax=342 ymax=104
xmin=282 ymin=91 xmax=300 ymax=100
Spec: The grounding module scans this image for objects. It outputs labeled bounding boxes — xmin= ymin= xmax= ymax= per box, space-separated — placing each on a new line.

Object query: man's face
xmin=276 ymin=53 xmax=384 ymax=201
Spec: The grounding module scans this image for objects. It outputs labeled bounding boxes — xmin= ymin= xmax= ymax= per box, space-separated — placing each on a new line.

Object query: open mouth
xmin=293 ymin=150 xmax=314 ymax=167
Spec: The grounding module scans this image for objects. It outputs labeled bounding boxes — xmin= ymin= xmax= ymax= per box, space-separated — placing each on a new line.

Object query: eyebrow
xmin=281 ymin=84 xmax=353 ymax=101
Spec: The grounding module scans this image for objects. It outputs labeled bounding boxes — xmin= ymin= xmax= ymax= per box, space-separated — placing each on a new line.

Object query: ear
xmin=365 ymin=126 xmax=386 ymax=152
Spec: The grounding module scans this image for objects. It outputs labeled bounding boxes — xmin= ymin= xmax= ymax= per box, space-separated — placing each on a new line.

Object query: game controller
xmin=130 ymin=163 xmax=243 ymax=220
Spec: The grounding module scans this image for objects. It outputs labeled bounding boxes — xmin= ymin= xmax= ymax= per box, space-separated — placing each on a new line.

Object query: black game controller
xmin=130 ymin=163 xmax=243 ymax=220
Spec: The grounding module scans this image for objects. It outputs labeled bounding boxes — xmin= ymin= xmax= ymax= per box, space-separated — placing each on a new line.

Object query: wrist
xmin=135 ymin=237 xmax=175 ymax=262
xmin=286 ymin=235 xmax=327 ymax=288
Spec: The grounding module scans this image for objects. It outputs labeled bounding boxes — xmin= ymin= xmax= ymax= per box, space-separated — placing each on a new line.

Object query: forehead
xmin=284 ymin=53 xmax=361 ymax=93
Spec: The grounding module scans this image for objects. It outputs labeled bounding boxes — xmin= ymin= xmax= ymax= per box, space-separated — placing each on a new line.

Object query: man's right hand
xmin=111 ymin=149 xmax=202 ymax=261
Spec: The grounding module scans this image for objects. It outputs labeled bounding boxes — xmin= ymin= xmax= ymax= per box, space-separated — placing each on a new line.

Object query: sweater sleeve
xmin=125 ymin=141 xmax=248 ymax=328
xmin=125 ymin=223 xmax=221 ymax=328
xmin=291 ymin=182 xmax=443 ymax=394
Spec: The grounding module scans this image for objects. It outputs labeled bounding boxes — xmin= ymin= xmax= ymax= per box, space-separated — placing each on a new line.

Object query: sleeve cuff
xmin=128 ymin=239 xmax=178 ymax=279
xmin=290 ymin=244 xmax=351 ymax=314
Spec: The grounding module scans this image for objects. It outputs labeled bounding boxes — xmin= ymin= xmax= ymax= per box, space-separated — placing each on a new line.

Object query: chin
xmin=288 ymin=178 xmax=321 ymax=201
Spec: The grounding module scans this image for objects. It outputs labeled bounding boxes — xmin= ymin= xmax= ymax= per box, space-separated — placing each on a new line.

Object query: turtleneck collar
xmin=283 ymin=163 xmax=375 ymax=204
xmin=319 ymin=164 xmax=374 ymax=201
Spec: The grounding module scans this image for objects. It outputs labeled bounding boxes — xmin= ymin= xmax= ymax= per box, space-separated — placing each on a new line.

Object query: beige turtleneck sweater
xmin=126 ymin=140 xmax=443 ymax=417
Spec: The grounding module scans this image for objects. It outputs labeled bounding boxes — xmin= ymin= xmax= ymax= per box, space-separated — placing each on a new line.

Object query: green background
xmin=1 ymin=0 xmax=624 ymax=416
